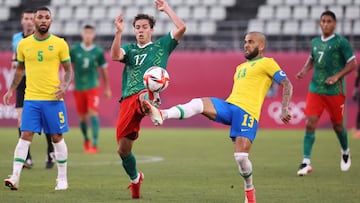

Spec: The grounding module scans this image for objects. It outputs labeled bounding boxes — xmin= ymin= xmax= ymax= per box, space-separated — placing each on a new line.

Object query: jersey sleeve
xmin=16 ymin=40 xmax=24 ymax=63
xmin=98 ymin=47 xmax=108 ymax=68
xmin=158 ymin=32 xmax=178 ymax=55
xmin=340 ymin=37 xmax=355 ymax=63
xmin=69 ymin=45 xmax=76 ymax=64
xmin=60 ymin=39 xmax=71 ymax=63
xmin=265 ymin=58 xmax=287 ymax=84
xmin=120 ymin=43 xmax=131 ymax=63
xmin=12 ymin=34 xmax=18 ymax=53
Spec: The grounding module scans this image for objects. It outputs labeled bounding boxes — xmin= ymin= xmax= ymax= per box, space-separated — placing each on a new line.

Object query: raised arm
xmin=296 ymin=56 xmax=314 ymax=80
xmin=55 ymin=61 xmax=73 ymax=100
xmin=279 ymin=78 xmax=293 ymax=124
xmin=3 ymin=63 xmax=25 ymax=105
xmin=155 ymin=0 xmax=186 ymax=41
xmin=111 ymin=14 xmax=125 ymax=61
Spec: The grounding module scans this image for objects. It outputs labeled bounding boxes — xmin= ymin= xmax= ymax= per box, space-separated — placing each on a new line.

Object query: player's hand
xmin=280 ymin=109 xmax=291 ymax=124
xmin=104 ymin=87 xmax=112 ymax=99
xmin=155 ymin=0 xmax=169 ymax=12
xmin=296 ymin=70 xmax=305 ymax=80
xmin=55 ymin=84 xmax=67 ymax=100
xmin=325 ymin=75 xmax=339 ymax=85
xmin=3 ymin=90 xmax=13 ymax=105
xmin=114 ymin=14 xmax=124 ymax=33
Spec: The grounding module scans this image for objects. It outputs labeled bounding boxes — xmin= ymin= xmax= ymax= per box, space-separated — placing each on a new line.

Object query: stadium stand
xmin=0 ymin=0 xmax=359 ymax=51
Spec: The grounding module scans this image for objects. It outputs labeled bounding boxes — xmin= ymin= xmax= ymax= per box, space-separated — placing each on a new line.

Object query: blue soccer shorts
xmin=21 ymin=100 xmax=69 ymax=134
xmin=210 ymin=98 xmax=258 ymax=142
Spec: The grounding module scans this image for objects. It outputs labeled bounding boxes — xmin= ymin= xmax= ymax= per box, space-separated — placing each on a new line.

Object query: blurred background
xmin=0 ymin=0 xmax=359 ymax=129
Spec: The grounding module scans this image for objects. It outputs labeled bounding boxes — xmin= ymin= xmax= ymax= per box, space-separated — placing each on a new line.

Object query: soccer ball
xmin=143 ymin=66 xmax=170 ymax=92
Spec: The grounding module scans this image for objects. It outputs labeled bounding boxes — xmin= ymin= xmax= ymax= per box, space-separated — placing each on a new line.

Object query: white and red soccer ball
xmin=143 ymin=66 xmax=170 ymax=92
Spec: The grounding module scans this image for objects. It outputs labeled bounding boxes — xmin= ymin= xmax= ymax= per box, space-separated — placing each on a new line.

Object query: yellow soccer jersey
xmin=17 ymin=34 xmax=70 ymax=100
xmin=226 ymin=57 xmax=283 ymax=121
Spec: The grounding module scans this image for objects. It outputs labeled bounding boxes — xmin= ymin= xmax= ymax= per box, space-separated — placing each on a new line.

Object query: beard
xmin=245 ymin=47 xmax=259 ymax=60
xmin=37 ymin=25 xmax=49 ymax=35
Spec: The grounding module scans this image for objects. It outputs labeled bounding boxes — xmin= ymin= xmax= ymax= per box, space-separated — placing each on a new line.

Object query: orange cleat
xmin=85 ymin=146 xmax=98 ymax=154
xmin=128 ymin=172 xmax=144 ymax=199
xmin=354 ymin=130 xmax=360 ymax=138
xmin=84 ymin=140 xmax=90 ymax=152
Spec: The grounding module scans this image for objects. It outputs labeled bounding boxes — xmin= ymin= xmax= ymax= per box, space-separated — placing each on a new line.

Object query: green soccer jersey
xmin=70 ymin=43 xmax=107 ymax=91
xmin=120 ymin=32 xmax=178 ymax=98
xmin=309 ymin=34 xmax=355 ymax=95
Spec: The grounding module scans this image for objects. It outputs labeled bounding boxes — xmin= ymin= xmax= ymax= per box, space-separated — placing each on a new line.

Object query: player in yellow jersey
xmin=2 ymin=7 xmax=72 ymax=191
xmin=147 ymin=32 xmax=293 ymax=203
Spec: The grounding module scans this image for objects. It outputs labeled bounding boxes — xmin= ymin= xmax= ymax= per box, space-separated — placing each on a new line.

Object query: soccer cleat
xmin=55 ymin=178 xmax=68 ymax=190
xmin=45 ymin=161 xmax=55 ymax=169
xmin=128 ymin=172 xmax=144 ymax=199
xmin=23 ymin=159 xmax=33 ymax=169
xmin=84 ymin=140 xmax=90 ymax=152
xmin=85 ymin=146 xmax=98 ymax=154
xmin=354 ymin=130 xmax=360 ymax=138
xmin=297 ymin=163 xmax=313 ymax=176
xmin=141 ymin=100 xmax=164 ymax=126
xmin=244 ymin=188 xmax=256 ymax=203
xmin=4 ymin=175 xmax=19 ymax=191
xmin=340 ymin=151 xmax=351 ymax=171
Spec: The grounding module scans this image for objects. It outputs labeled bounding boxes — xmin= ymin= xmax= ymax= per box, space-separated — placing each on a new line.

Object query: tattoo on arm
xmin=280 ymin=78 xmax=293 ymax=110
xmin=62 ymin=62 xmax=73 ymax=89
xmin=10 ymin=63 xmax=25 ymax=91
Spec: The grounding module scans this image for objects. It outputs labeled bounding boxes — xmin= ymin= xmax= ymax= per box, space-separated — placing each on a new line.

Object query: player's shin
xmin=234 ymin=152 xmax=254 ymax=190
xmin=90 ymin=116 xmax=99 ymax=147
xmin=12 ymin=139 xmax=31 ymax=177
xmin=53 ymin=139 xmax=68 ymax=181
xmin=303 ymin=131 xmax=315 ymax=161
xmin=80 ymin=121 xmax=88 ymax=140
xmin=335 ymin=129 xmax=349 ymax=151
xmin=121 ymin=152 xmax=139 ymax=182
xmin=163 ymin=98 xmax=204 ymax=120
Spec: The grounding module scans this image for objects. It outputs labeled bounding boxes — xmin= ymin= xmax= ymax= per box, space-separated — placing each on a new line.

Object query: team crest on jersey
xmin=48 ymin=45 xmax=54 ymax=51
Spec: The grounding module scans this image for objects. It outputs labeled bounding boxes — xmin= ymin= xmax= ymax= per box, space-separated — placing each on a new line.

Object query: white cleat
xmin=141 ymin=100 xmax=164 ymax=126
xmin=340 ymin=151 xmax=351 ymax=171
xmin=4 ymin=175 xmax=19 ymax=190
xmin=55 ymin=179 xmax=68 ymax=191
xmin=297 ymin=163 xmax=313 ymax=176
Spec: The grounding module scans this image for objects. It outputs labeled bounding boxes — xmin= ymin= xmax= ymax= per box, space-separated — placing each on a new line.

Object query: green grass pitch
xmin=0 ymin=128 xmax=359 ymax=203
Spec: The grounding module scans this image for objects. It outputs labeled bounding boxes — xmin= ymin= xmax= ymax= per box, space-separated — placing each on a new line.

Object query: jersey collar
xmin=137 ymin=41 xmax=153 ymax=49
xmin=33 ymin=33 xmax=51 ymax=41
xmin=321 ymin=34 xmax=335 ymax=42
xmin=81 ymin=43 xmax=95 ymax=51
xmin=247 ymin=56 xmax=264 ymax=62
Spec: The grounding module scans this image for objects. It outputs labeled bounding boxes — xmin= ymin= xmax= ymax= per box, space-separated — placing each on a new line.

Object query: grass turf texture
xmin=0 ymin=128 xmax=359 ymax=203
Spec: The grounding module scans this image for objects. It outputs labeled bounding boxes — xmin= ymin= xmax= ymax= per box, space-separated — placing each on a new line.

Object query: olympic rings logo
xmin=267 ymin=101 xmax=306 ymax=124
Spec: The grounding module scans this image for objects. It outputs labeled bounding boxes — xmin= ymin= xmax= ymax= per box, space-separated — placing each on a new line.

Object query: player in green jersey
xmin=296 ymin=10 xmax=357 ymax=176
xmin=70 ymin=25 xmax=111 ymax=154
xmin=110 ymin=0 xmax=186 ymax=199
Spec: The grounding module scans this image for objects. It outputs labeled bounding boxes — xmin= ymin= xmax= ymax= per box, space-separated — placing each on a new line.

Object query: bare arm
xmin=55 ymin=61 xmax=73 ymax=100
xmin=155 ymin=0 xmax=186 ymax=41
xmin=279 ymin=78 xmax=293 ymax=124
xmin=111 ymin=14 xmax=125 ymax=61
xmin=100 ymin=67 xmax=112 ymax=99
xmin=11 ymin=52 xmax=18 ymax=70
xmin=296 ymin=56 xmax=314 ymax=80
xmin=3 ymin=63 xmax=25 ymax=105
xmin=325 ymin=58 xmax=357 ymax=85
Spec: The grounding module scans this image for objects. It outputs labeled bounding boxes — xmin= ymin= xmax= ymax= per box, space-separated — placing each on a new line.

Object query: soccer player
xmin=3 ymin=6 xmax=72 ymax=190
xmin=296 ymin=10 xmax=357 ymax=176
xmin=148 ymin=32 xmax=293 ymax=203
xmin=70 ymin=24 xmax=111 ymax=154
xmin=12 ymin=9 xmax=56 ymax=169
xmin=110 ymin=0 xmax=186 ymax=199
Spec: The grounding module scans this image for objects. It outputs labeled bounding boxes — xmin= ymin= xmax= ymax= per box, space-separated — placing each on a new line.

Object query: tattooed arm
xmin=279 ymin=77 xmax=293 ymax=124
xmin=3 ymin=63 xmax=25 ymax=105
xmin=55 ymin=61 xmax=73 ymax=100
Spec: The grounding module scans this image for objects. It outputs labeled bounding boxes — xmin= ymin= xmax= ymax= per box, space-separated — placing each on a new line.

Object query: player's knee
xmin=20 ymin=131 xmax=34 ymax=141
xmin=305 ymin=119 xmax=317 ymax=131
xmin=332 ymin=123 xmax=343 ymax=133
xmin=234 ymin=152 xmax=252 ymax=174
xmin=51 ymin=134 xmax=63 ymax=143
xmin=117 ymin=147 xmax=130 ymax=157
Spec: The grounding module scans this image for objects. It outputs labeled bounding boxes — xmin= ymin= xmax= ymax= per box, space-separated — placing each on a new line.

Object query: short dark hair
xmin=132 ymin=14 xmax=156 ymax=28
xmin=21 ymin=8 xmax=33 ymax=18
xmin=34 ymin=6 xmax=51 ymax=15
xmin=321 ymin=10 xmax=336 ymax=21
xmin=83 ymin=24 xmax=95 ymax=30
